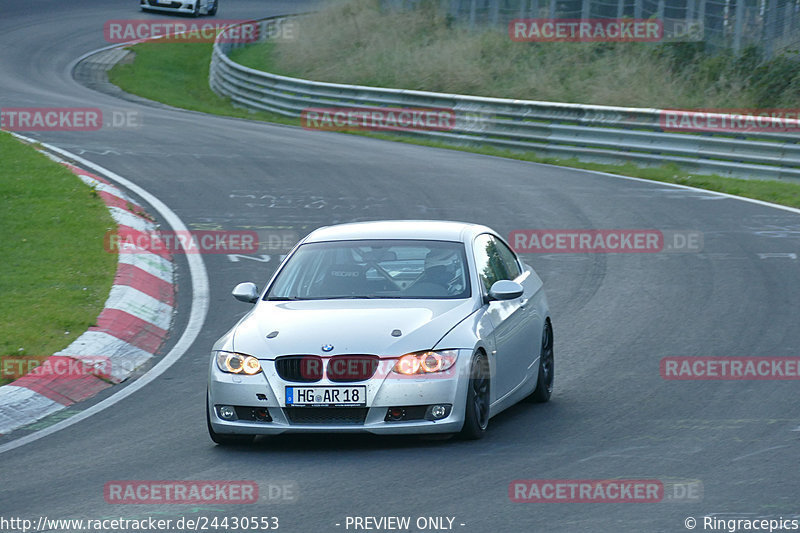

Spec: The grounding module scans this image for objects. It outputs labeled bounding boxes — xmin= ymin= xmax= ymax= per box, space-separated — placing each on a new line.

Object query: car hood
xmin=232 ymin=298 xmax=477 ymax=358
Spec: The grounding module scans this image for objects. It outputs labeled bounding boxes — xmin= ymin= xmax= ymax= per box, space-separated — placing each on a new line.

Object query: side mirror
xmin=488 ymin=280 xmax=524 ymax=301
xmin=232 ymin=282 xmax=260 ymax=303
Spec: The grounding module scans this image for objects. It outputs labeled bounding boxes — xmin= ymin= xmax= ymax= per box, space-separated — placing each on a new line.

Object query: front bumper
xmin=140 ymin=0 xmax=196 ymax=14
xmin=207 ymin=351 xmax=471 ymax=435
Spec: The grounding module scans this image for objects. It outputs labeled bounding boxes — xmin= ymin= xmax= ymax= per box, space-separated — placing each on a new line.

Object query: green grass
xmin=227 ymin=41 xmax=280 ymax=76
xmin=107 ymin=36 xmax=800 ymax=210
xmin=0 ymin=133 xmax=117 ymax=385
xmin=108 ymin=41 xmax=295 ymax=125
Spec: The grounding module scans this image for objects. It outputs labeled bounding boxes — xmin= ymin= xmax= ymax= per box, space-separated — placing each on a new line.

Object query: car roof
xmin=303 ymin=220 xmax=494 ymax=244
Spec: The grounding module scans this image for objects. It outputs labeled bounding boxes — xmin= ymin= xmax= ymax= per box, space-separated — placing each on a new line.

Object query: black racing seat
xmin=320 ymin=264 xmax=366 ymax=297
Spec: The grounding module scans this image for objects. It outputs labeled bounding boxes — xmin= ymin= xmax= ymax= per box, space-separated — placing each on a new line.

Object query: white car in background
xmin=140 ymin=0 xmax=218 ymax=16
xmin=207 ymin=220 xmax=553 ymax=444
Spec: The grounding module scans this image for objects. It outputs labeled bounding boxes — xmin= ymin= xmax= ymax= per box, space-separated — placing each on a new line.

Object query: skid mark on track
xmin=732 ymin=444 xmax=792 ymax=462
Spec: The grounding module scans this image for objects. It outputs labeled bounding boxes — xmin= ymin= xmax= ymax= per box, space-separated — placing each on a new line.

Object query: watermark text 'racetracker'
xmin=1 ymin=108 xmax=140 ymax=131
xmin=509 ymin=229 xmax=703 ymax=253
xmin=301 ymin=107 xmax=456 ymax=132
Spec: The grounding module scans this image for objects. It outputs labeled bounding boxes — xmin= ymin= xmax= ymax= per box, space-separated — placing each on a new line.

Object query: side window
xmin=494 ymin=238 xmax=522 ymax=280
xmin=473 ymin=234 xmax=521 ymax=292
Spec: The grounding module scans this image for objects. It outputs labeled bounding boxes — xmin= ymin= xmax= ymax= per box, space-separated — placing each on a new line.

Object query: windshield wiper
xmin=323 ymin=295 xmax=404 ymax=299
xmin=319 ymin=295 xmax=370 ymax=299
xmin=268 ymin=295 xmax=406 ymax=301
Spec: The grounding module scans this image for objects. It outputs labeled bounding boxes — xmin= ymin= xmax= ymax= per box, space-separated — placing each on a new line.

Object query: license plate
xmin=286 ymin=386 xmax=366 ymax=407
xmin=158 ymin=0 xmax=172 ymax=4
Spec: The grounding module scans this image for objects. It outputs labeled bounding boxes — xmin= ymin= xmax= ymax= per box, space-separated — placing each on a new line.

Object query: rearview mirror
xmin=488 ymin=280 xmax=524 ymax=301
xmin=232 ymin=282 xmax=260 ymax=303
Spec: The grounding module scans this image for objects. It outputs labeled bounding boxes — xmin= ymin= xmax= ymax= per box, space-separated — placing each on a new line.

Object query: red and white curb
xmin=0 ymin=158 xmax=175 ymax=435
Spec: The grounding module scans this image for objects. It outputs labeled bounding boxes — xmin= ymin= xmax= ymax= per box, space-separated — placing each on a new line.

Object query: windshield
xmin=266 ymin=239 xmax=471 ymax=300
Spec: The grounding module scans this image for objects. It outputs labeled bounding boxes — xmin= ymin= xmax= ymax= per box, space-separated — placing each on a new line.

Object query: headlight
xmin=216 ymin=351 xmax=262 ymax=375
xmin=393 ymin=350 xmax=458 ymax=375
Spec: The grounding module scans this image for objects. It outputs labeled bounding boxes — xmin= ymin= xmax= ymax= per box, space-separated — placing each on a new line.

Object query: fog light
xmin=430 ymin=405 xmax=447 ymax=419
xmin=218 ymin=405 xmax=236 ymax=420
xmin=426 ymin=404 xmax=450 ymax=420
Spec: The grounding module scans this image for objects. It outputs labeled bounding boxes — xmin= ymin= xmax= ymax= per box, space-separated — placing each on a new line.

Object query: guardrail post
xmin=784 ymin=2 xmax=793 ymax=46
xmin=697 ymin=0 xmax=706 ymax=32
xmin=617 ymin=0 xmax=625 ymax=18
xmin=634 ymin=0 xmax=642 ymax=19
xmin=733 ymin=0 xmax=744 ymax=54
xmin=764 ymin=0 xmax=777 ymax=59
xmin=548 ymin=0 xmax=556 ymax=18
xmin=449 ymin=0 xmax=460 ymax=17
xmin=469 ymin=0 xmax=477 ymax=28
xmin=581 ymin=0 xmax=591 ymax=19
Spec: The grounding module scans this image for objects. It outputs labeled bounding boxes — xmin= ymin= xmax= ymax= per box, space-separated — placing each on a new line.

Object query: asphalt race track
xmin=1 ymin=1 xmax=799 ymax=531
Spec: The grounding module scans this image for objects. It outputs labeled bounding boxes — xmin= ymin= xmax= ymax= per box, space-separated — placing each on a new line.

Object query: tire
xmin=207 ymin=0 xmax=218 ymax=16
xmin=460 ymin=351 xmax=490 ymax=440
xmin=206 ymin=392 xmax=255 ymax=446
xmin=528 ymin=320 xmax=554 ymax=403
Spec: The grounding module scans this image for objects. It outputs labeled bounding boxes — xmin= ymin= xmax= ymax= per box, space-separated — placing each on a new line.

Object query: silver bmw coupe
xmin=207 ymin=220 xmax=553 ymax=444
xmin=140 ymin=0 xmax=217 ymax=16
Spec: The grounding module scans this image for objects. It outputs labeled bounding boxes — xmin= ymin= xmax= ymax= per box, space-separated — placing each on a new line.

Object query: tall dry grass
xmin=256 ymin=0 xmax=799 ymax=108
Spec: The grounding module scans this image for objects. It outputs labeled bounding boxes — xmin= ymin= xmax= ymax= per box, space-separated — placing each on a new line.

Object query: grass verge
xmin=0 ymin=132 xmax=117 ymax=385
xmin=107 ymin=41 xmax=295 ymax=125
xmin=107 ymin=38 xmax=800 ymax=210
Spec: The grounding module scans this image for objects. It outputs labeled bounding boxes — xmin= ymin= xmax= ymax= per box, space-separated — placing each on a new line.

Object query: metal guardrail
xmin=210 ymin=16 xmax=800 ymax=181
